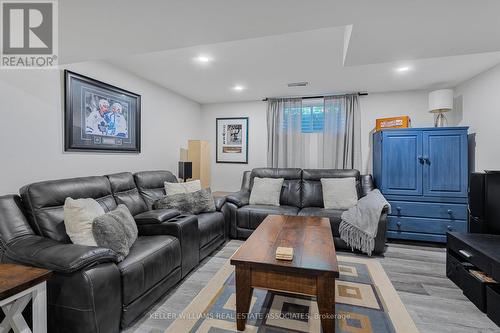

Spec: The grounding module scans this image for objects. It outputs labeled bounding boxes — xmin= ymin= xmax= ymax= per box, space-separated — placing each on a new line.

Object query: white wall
xmin=0 ymin=61 xmax=201 ymax=194
xmin=200 ymin=91 xmax=434 ymax=190
xmin=200 ymin=101 xmax=267 ymax=191
xmin=454 ymin=64 xmax=500 ymax=172
xmin=0 ymin=58 xmax=442 ymax=194
xmin=360 ymin=90 xmax=434 ymax=173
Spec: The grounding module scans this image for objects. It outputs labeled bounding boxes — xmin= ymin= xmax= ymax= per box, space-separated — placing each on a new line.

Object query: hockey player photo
xmin=65 ymin=70 xmax=141 ymax=152
xmin=84 ymin=94 xmax=129 ymax=138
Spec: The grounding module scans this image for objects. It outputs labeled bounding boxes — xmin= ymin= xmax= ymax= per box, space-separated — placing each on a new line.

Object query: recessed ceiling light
xmin=194 ymin=55 xmax=213 ymax=63
xmin=288 ymin=82 xmax=309 ymax=87
xmin=233 ymin=85 xmax=245 ymax=91
xmin=396 ymin=66 xmax=412 ymax=73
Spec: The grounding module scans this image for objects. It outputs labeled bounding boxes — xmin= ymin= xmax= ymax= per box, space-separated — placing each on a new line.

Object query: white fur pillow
xmin=321 ymin=177 xmax=358 ymax=210
xmin=249 ymin=177 xmax=284 ymax=206
xmin=164 ymin=180 xmax=201 ymax=196
xmin=63 ymin=197 xmax=105 ymax=246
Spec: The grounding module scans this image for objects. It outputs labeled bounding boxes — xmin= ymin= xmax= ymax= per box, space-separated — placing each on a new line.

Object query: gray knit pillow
xmin=154 ymin=188 xmax=216 ymax=214
xmin=92 ymin=204 xmax=138 ymax=261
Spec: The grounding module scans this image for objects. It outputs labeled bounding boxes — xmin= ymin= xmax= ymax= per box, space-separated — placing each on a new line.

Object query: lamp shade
xmin=429 ymin=89 xmax=454 ymax=113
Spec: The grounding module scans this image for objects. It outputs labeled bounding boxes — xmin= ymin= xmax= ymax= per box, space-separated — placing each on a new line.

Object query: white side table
xmin=0 ymin=264 xmax=52 ymax=333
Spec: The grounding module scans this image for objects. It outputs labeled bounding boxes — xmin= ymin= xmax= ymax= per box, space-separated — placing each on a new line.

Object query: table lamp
xmin=429 ymin=89 xmax=453 ymax=127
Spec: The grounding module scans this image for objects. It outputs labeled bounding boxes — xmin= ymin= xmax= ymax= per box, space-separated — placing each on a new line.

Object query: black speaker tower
xmin=178 ymin=161 xmax=192 ymax=182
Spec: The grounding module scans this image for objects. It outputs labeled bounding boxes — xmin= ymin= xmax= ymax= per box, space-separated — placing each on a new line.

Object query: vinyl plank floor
xmin=124 ymin=240 xmax=499 ymax=333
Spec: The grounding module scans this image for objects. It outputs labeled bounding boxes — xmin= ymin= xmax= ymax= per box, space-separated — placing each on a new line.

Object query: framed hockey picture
xmin=216 ymin=117 xmax=248 ymax=163
xmin=64 ymin=70 xmax=141 ymax=152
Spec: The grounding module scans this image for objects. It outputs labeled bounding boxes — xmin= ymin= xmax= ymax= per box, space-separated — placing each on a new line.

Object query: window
xmin=301 ymin=105 xmax=324 ymax=133
xmin=283 ymin=99 xmax=325 ymax=133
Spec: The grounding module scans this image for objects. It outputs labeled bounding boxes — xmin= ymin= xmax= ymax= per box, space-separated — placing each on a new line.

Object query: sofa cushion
xmin=20 ymin=176 xmax=116 ymax=243
xmin=154 ymin=189 xmax=216 ymax=214
xmin=249 ymin=177 xmax=284 ymax=206
xmin=321 ymin=177 xmax=358 ymax=210
xmin=63 ymin=197 xmax=104 ymax=246
xmin=298 ymin=207 xmax=344 ymax=237
xmin=117 ymin=235 xmax=181 ymax=306
xmin=134 ymin=171 xmax=177 ymax=209
xmin=237 ymin=205 xmax=299 ymax=230
xmin=301 ymin=169 xmax=362 ymax=207
xmin=93 ymin=205 xmax=138 ymax=261
xmin=164 ymin=180 xmax=201 ymax=196
xmin=249 ymin=168 xmax=302 ymax=208
xmin=106 ymin=172 xmax=148 ymax=216
xmin=197 ymin=212 xmax=225 ymax=248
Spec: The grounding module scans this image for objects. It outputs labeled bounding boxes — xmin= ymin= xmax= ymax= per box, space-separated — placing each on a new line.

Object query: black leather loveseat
xmin=0 ymin=170 xmax=227 ymax=333
xmin=224 ymin=168 xmax=388 ymax=254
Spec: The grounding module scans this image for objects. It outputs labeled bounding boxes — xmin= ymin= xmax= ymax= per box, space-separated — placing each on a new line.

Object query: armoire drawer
xmin=388 ymin=216 xmax=467 ymax=234
xmin=388 ymin=201 xmax=467 ymax=220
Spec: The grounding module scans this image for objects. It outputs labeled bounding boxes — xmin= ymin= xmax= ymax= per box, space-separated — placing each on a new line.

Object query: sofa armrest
xmin=373 ymin=209 xmax=388 ymax=254
xmin=360 ymin=174 xmax=376 ymax=196
xmin=5 ymin=235 xmax=118 ymax=274
xmin=222 ymin=201 xmax=238 ymax=238
xmin=137 ymin=215 xmax=200 ymax=277
xmin=225 ymin=190 xmax=250 ymax=207
xmin=134 ymin=208 xmax=180 ymax=225
xmin=214 ymin=196 xmax=226 ymax=211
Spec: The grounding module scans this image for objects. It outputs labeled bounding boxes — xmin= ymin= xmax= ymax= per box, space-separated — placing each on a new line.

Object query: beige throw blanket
xmin=339 ymin=189 xmax=390 ymax=256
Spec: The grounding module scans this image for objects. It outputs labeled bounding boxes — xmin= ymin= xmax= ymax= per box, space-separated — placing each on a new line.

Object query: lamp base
xmin=434 ymin=112 xmax=448 ymax=127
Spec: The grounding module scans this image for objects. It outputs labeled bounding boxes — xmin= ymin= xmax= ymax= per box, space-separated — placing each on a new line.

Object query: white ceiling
xmin=109 ymin=27 xmax=500 ymax=103
xmin=59 ymin=0 xmax=500 ymax=103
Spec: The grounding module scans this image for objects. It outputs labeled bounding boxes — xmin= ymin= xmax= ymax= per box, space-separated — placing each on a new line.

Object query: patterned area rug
xmin=166 ymin=255 xmax=419 ymax=333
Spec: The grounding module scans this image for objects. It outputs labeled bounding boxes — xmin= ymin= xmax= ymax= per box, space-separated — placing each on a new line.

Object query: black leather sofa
xmin=224 ymin=168 xmax=388 ymax=254
xmin=132 ymin=171 xmax=227 ymax=260
xmin=0 ymin=170 xmax=226 ymax=333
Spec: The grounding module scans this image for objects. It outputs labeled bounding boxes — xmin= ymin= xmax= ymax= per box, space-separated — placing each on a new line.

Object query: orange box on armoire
xmin=375 ymin=116 xmax=411 ymax=131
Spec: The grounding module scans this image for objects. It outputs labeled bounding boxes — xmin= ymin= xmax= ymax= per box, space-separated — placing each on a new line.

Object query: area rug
xmin=166 ymin=255 xmax=419 ymax=333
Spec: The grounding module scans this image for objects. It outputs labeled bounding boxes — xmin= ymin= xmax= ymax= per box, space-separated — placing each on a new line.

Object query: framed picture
xmin=64 ymin=70 xmax=141 ymax=152
xmin=216 ymin=117 xmax=248 ymax=163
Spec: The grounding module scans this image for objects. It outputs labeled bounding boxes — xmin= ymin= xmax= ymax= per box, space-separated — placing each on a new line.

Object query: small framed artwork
xmin=216 ymin=117 xmax=249 ymax=164
xmin=64 ymin=70 xmax=141 ymax=152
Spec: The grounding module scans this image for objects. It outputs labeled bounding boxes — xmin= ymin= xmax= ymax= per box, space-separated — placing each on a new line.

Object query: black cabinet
xmin=447 ymin=232 xmax=500 ymax=322
xmin=487 ymin=285 xmax=500 ymax=326
xmin=446 ymin=250 xmax=473 ymax=290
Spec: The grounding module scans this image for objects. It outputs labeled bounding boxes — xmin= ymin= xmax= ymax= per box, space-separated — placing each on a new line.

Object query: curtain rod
xmin=262 ymin=92 xmax=368 ymax=102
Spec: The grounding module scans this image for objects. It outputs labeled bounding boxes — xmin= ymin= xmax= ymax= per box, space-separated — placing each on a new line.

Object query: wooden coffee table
xmin=230 ymin=215 xmax=339 ymax=332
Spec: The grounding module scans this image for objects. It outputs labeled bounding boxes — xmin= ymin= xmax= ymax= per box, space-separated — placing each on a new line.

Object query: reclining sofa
xmin=0 ymin=170 xmax=226 ymax=333
xmin=224 ymin=168 xmax=388 ymax=254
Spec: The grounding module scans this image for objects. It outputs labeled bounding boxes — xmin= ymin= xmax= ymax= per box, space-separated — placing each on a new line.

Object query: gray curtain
xmin=266 ymin=98 xmax=303 ymax=168
xmin=321 ymin=94 xmax=361 ymax=169
xmin=267 ymin=94 xmax=361 ymax=169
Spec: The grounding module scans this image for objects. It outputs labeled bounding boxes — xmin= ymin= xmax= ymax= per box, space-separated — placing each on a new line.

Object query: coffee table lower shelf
xmin=234 ymin=265 xmax=336 ymax=333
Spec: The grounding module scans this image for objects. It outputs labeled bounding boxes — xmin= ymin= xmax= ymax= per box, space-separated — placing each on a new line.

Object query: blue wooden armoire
xmin=373 ymin=127 xmax=469 ymax=242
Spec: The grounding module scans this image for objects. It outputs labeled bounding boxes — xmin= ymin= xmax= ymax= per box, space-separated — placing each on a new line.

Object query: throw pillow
xmin=154 ymin=188 xmax=216 ymax=214
xmin=92 ymin=204 xmax=138 ymax=261
xmin=249 ymin=177 xmax=284 ymax=206
xmin=63 ymin=197 xmax=105 ymax=246
xmin=164 ymin=180 xmax=201 ymax=196
xmin=321 ymin=177 xmax=358 ymax=210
